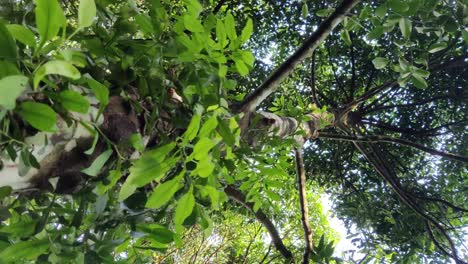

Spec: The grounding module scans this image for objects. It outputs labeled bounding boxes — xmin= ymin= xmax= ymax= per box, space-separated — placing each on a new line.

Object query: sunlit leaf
xmin=78 ymin=0 xmax=96 ymax=28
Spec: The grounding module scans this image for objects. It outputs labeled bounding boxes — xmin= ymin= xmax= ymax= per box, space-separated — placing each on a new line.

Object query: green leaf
xmin=185 ymin=0 xmax=203 ymax=17
xmin=216 ymin=117 xmax=235 ymax=146
xmin=216 ymin=19 xmax=227 ymax=48
xmin=388 ymin=0 xmax=409 ymax=13
xmin=130 ymin=133 xmax=145 ymax=152
xmin=193 ymin=156 xmax=215 ymax=178
xmin=119 ymin=143 xmax=177 ymax=201
xmin=146 ymin=171 xmax=184 ymax=209
xmin=341 ymin=30 xmax=351 ymax=46
xmin=367 ymin=26 xmax=384 ymax=40
xmin=33 ymin=60 xmax=81 ymax=89
xmin=316 ymin=8 xmax=334 ymax=17
xmin=184 ymin=16 xmax=204 ymax=33
xmin=78 ymin=0 xmax=96 ymax=28
xmin=200 ymin=185 xmax=220 ymax=209
xmin=174 ymin=187 xmax=195 ymax=227
xmin=193 ymin=138 xmax=215 ymax=160
xmin=462 ymin=30 xmax=468 ymax=43
xmin=0 ymin=21 xmax=17 ymax=61
xmin=35 ymin=0 xmax=66 ymax=42
xmin=0 ymin=186 xmax=12 ymax=200
xmin=240 ymin=18 xmax=253 ymax=43
xmin=240 ymin=50 xmax=255 ymax=67
xmin=428 ymin=42 xmax=447 ymax=53
xmin=86 ymin=78 xmax=109 ymax=106
xmin=17 ymin=102 xmax=57 ymax=132
xmin=225 ymin=13 xmax=237 ymax=41
xmin=301 ymin=3 xmax=308 ymax=19
xmin=375 ymin=4 xmax=387 ymax=18
xmin=234 ymin=58 xmax=249 ymax=76
xmin=399 ymin=18 xmax=411 ymax=39
xmin=59 ymin=90 xmax=90 ymax=113
xmin=0 ymin=75 xmax=28 ymax=110
xmin=411 ymin=75 xmax=428 ymax=89
xmin=0 ymin=239 xmax=49 ymax=262
xmin=412 ymin=67 xmax=430 ymax=78
xmin=199 ymin=115 xmax=218 ymax=137
xmin=136 ymin=224 xmax=175 ymax=244
xmin=218 ymin=65 xmax=228 ymax=78
xmin=0 ymin=60 xmax=20 ymax=79
xmin=6 ymin=24 xmax=36 ymax=48
xmin=183 ymin=114 xmax=201 ymax=143
xmin=135 ymin=14 xmax=154 ymax=35
xmin=81 ymin=149 xmax=113 ymax=176
xmin=372 ymin=57 xmax=389 ymax=69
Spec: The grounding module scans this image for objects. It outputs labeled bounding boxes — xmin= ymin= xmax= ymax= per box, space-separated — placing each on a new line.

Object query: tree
xmin=0 ymin=0 xmax=466 ymax=263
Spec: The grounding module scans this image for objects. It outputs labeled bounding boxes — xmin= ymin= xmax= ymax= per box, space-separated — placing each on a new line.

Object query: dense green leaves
xmin=0 ymin=0 xmax=466 ymax=263
xmin=0 ymin=239 xmax=49 ymax=262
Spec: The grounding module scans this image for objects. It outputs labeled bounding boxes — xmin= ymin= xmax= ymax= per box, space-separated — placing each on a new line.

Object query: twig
xmin=317 ymin=133 xmax=468 ymax=163
xmin=224 ymin=185 xmax=294 ymax=261
xmin=295 ymin=147 xmax=313 ymax=264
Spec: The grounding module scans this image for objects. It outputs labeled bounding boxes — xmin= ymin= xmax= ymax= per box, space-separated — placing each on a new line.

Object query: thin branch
xmin=295 ymin=147 xmax=313 ymax=264
xmin=213 ymin=0 xmax=226 ymax=14
xmin=351 ymin=135 xmax=465 ymax=263
xmin=362 ymin=119 xmax=468 ymax=136
xmin=236 ymin=0 xmax=361 ymax=113
xmin=363 ymin=94 xmax=466 ymax=115
xmin=412 ymin=194 xmax=468 ymax=213
xmin=425 ymin=221 xmax=467 ymax=264
xmin=259 ymin=244 xmax=273 ymax=264
xmin=349 ymin=32 xmax=356 ymax=101
xmin=310 ymin=53 xmax=322 ymax=108
xmin=326 ymin=43 xmax=348 ymax=98
xmin=224 ymin=185 xmax=294 ymax=261
xmin=317 ymin=133 xmax=468 ymax=163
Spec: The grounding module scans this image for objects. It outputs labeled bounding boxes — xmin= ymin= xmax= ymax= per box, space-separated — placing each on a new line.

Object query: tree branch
xmin=295 ymin=147 xmax=313 ymax=263
xmin=213 ymin=0 xmax=226 ymax=14
xmin=236 ymin=0 xmax=361 ymax=113
xmin=310 ymin=53 xmax=322 ymax=108
xmin=317 ymin=133 xmax=468 ymax=163
xmin=224 ymin=185 xmax=294 ymax=261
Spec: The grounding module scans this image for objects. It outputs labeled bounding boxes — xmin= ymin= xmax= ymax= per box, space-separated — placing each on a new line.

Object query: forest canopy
xmin=0 ymin=0 xmax=467 ymax=263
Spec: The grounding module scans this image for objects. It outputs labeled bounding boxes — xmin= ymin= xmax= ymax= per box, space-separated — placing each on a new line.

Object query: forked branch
xmin=237 ymin=0 xmax=361 ymax=113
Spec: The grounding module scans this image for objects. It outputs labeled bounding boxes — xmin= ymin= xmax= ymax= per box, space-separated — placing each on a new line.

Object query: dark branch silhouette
xmin=318 ymin=133 xmax=468 ymax=163
xmin=295 ymin=148 xmax=313 ymax=263
xmin=224 ymin=185 xmax=294 ymax=261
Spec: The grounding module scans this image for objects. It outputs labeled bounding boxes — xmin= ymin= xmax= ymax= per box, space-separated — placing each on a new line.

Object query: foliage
xmin=0 ymin=0 xmax=467 ymax=263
